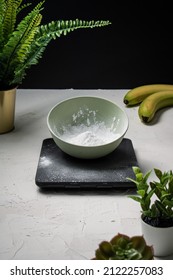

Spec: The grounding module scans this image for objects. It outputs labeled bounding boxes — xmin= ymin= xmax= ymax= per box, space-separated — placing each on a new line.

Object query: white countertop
xmin=0 ymin=89 xmax=173 ymax=260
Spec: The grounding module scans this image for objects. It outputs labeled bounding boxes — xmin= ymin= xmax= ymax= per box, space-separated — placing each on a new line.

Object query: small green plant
xmin=92 ymin=233 xmax=154 ymax=260
xmin=0 ymin=0 xmax=111 ymax=90
xmin=128 ymin=166 xmax=173 ymax=226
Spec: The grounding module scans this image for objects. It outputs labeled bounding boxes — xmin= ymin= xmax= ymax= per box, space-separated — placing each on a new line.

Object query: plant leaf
xmin=154 ymin=168 xmax=162 ymax=179
xmin=169 ymin=176 xmax=173 ymax=194
xmin=137 ymin=190 xmax=145 ymax=197
xmin=155 ymin=200 xmax=168 ymax=217
xmin=128 ymin=195 xmax=142 ymax=203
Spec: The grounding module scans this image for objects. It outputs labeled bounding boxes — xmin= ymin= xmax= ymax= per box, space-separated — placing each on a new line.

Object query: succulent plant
xmin=92 ymin=233 xmax=154 ymax=260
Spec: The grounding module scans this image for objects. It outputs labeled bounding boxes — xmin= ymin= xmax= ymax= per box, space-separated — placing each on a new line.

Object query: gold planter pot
xmin=0 ymin=88 xmax=16 ymax=134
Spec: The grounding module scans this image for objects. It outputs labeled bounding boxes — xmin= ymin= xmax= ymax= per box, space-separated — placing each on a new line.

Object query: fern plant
xmin=0 ymin=0 xmax=111 ymax=90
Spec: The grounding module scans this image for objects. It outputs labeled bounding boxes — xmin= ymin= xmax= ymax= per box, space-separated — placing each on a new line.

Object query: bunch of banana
xmin=123 ymin=84 xmax=173 ymax=123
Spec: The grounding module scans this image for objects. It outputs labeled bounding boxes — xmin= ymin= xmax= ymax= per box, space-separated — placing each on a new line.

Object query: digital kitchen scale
xmin=35 ymin=138 xmax=138 ymax=190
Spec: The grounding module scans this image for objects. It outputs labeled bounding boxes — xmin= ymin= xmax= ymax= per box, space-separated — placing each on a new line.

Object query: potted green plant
xmin=0 ymin=0 xmax=111 ymax=134
xmin=92 ymin=233 xmax=154 ymax=260
xmin=128 ymin=166 xmax=173 ymax=257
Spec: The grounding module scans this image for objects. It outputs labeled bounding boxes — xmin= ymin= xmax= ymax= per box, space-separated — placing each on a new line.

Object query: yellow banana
xmin=123 ymin=84 xmax=173 ymax=106
xmin=138 ymin=90 xmax=173 ymax=123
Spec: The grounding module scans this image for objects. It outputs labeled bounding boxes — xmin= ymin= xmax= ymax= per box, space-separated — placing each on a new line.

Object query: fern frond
xmin=0 ymin=0 xmax=6 ymax=50
xmin=10 ymin=19 xmax=111 ymax=86
xmin=0 ymin=1 xmax=111 ymax=88
xmin=17 ymin=13 xmax=42 ymax=63
xmin=0 ymin=1 xmax=44 ymax=84
xmin=13 ymin=41 xmax=48 ymax=85
xmin=0 ymin=1 xmax=25 ymax=50
xmin=2 ymin=0 xmax=19 ymax=42
xmin=36 ymin=19 xmax=111 ymax=42
xmin=14 ymin=0 xmax=23 ymax=8
xmin=17 ymin=2 xmax=32 ymax=15
xmin=12 ymin=34 xmax=51 ymax=85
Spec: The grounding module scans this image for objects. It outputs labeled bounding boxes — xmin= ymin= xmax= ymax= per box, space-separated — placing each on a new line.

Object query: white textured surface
xmin=0 ymin=89 xmax=173 ymax=260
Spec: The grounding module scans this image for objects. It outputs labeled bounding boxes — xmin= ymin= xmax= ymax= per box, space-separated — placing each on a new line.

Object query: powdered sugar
xmin=55 ymin=106 xmax=121 ymax=147
xmin=60 ymin=122 xmax=120 ymax=146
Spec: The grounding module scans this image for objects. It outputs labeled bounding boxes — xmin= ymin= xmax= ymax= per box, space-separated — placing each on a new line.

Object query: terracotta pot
xmin=0 ymin=87 xmax=16 ymax=134
xmin=141 ymin=217 xmax=173 ymax=257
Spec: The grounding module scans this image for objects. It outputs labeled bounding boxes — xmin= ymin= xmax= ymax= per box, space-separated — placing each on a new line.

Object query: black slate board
xmin=35 ymin=138 xmax=138 ymax=190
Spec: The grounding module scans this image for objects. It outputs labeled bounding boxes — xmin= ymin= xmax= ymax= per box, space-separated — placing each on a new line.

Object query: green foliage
xmin=128 ymin=166 xmax=173 ymax=219
xmin=0 ymin=0 xmax=111 ymax=89
xmin=92 ymin=233 xmax=154 ymax=260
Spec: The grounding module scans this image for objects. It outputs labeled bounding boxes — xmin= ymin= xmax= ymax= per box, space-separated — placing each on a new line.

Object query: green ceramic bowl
xmin=47 ymin=96 xmax=129 ymax=159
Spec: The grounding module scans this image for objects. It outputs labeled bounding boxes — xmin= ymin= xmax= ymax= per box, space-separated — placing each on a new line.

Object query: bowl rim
xmin=47 ymin=95 xmax=129 ymax=148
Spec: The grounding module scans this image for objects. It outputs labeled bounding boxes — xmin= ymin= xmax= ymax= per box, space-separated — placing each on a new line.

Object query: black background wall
xmin=20 ymin=0 xmax=173 ymax=89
